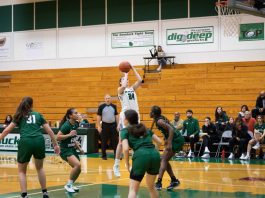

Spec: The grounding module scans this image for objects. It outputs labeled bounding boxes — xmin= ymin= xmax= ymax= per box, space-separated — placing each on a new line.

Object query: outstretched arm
xmin=42 ymin=123 xmax=60 ymax=154
xmin=0 ymin=123 xmax=16 ymax=140
xmin=131 ymin=65 xmax=142 ymax=91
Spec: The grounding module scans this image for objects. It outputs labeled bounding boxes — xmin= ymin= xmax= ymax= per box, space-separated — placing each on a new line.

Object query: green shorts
xmin=131 ymin=148 xmax=160 ymax=181
xmin=60 ymin=147 xmax=80 ymax=162
xmin=172 ymin=135 xmax=185 ymax=153
xmin=17 ymin=136 xmax=45 ymax=163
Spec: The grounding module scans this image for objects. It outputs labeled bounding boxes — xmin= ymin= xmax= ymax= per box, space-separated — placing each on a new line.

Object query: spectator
xmin=242 ymin=111 xmax=256 ymax=133
xmin=201 ymin=117 xmax=219 ymax=158
xmin=182 ymin=110 xmax=200 ymax=158
xmin=171 ymin=112 xmax=183 ymax=131
xmin=244 ymin=115 xmax=265 ymax=160
xmin=238 ymin=105 xmax=249 ymax=118
xmin=154 ymin=46 xmax=166 ymax=72
xmin=228 ymin=117 xmax=251 ymax=160
xmin=4 ymin=115 xmax=12 ymax=127
xmin=215 ymin=106 xmax=228 ymax=133
xmin=80 ymin=114 xmax=89 ymax=126
xmin=225 ymin=117 xmax=234 ymax=131
xmin=97 ymin=94 xmax=119 ymax=160
xmin=252 ymin=90 xmax=265 ymax=119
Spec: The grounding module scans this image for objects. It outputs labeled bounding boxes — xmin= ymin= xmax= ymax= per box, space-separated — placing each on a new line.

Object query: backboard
xmin=228 ymin=0 xmax=265 ymax=17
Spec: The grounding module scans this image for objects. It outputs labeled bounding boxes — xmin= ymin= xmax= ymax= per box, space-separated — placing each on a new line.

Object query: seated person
xmin=182 ymin=110 xmax=200 ymax=158
xmin=244 ymin=115 xmax=265 ymax=160
xmin=3 ymin=115 xmax=12 ymax=127
xmin=228 ymin=117 xmax=251 ymax=160
xmin=171 ymin=112 xmax=183 ymax=131
xmin=242 ymin=111 xmax=256 ymax=134
xmin=201 ymin=117 xmax=219 ymax=158
xmin=78 ymin=113 xmax=89 ymax=127
xmin=252 ymin=91 xmax=265 ymax=119
xmin=154 ymin=46 xmax=166 ymax=72
xmin=215 ymin=106 xmax=228 ymax=133
xmin=238 ymin=105 xmax=249 ymax=118
xmin=225 ymin=117 xmax=234 ymax=131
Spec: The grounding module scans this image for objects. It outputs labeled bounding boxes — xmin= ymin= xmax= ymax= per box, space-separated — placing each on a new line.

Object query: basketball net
xmin=215 ymin=0 xmax=241 ymax=37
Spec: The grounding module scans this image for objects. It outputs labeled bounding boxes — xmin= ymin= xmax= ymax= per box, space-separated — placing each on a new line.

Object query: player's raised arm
xmin=131 ymin=65 xmax=142 ymax=91
xmin=118 ymin=73 xmax=128 ymax=95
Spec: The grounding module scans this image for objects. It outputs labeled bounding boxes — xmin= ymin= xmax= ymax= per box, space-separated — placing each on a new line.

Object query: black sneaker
xmin=102 ymin=156 xmax=107 ymax=160
xmin=43 ymin=192 xmax=49 ymax=198
xmin=155 ymin=182 xmax=162 ymax=191
xmin=166 ymin=179 xmax=180 ymax=190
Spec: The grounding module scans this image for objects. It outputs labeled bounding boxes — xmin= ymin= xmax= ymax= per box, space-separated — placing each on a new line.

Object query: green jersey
xmin=13 ymin=111 xmax=46 ymax=139
xmin=59 ymin=120 xmax=79 ymax=148
xmin=254 ymin=123 xmax=265 ymax=134
xmin=155 ymin=116 xmax=182 ymax=141
xmin=120 ymin=128 xmax=155 ymax=151
xmin=182 ymin=117 xmax=200 ymax=136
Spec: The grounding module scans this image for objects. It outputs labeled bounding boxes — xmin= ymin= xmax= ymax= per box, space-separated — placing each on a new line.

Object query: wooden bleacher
xmin=0 ymin=61 xmax=264 ymax=132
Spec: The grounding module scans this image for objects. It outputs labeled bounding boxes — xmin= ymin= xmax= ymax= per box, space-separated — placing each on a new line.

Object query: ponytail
xmin=127 ymin=123 xmax=147 ymax=138
xmin=59 ymin=108 xmax=75 ymax=128
xmin=14 ymin=97 xmax=33 ymax=124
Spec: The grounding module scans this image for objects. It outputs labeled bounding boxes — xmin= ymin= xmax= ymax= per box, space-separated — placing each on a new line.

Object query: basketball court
xmin=1 ymin=152 xmax=265 ymax=198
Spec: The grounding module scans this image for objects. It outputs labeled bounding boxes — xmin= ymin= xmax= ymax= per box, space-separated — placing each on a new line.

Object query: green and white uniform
xmin=120 ymin=128 xmax=160 ymax=181
xmin=254 ymin=123 xmax=265 ymax=134
xmin=13 ymin=111 xmax=47 ymax=163
xmin=118 ymin=87 xmax=140 ymax=129
xmin=155 ymin=116 xmax=184 ymax=152
xmin=59 ymin=120 xmax=80 ymax=162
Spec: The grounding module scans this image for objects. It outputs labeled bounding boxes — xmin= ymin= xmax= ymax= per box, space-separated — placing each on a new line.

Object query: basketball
xmin=119 ymin=61 xmax=131 ymax=73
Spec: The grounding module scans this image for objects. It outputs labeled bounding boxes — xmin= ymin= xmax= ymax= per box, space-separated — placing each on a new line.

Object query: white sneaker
xmin=239 ymin=153 xmax=246 ymax=160
xmin=252 ymin=143 xmax=260 ymax=150
xmin=228 ymin=153 xmax=234 ymax=159
xmin=64 ymin=184 xmax=75 ymax=193
xmin=201 ymin=153 xmax=210 ymax=159
xmin=188 ymin=152 xmax=195 ymax=158
xmin=113 ymin=164 xmax=121 ymax=177
xmin=187 ymin=150 xmax=192 ymax=158
xmin=243 ymin=155 xmax=250 ymax=160
xmin=204 ymin=147 xmax=210 ymax=153
xmin=73 ymin=185 xmax=79 ymax=192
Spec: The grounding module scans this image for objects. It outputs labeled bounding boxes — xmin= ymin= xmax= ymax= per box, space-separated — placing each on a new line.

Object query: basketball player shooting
xmin=113 ymin=62 xmax=142 ymax=177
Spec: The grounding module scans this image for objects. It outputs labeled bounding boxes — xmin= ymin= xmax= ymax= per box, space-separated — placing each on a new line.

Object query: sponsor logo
xmin=26 ymin=42 xmax=43 ymax=49
xmin=239 ymin=23 xmax=264 ymax=41
xmin=167 ymin=26 xmax=214 ymax=45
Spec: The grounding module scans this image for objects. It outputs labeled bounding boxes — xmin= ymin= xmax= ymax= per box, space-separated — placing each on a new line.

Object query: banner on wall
xmin=0 ymin=36 xmax=11 ymax=58
xmin=166 ymin=26 xmax=214 ymax=45
xmin=111 ymin=30 xmax=154 ymax=48
xmin=0 ymin=134 xmax=87 ymax=153
xmin=25 ymin=41 xmax=44 ymax=58
xmin=239 ymin=23 xmax=264 ymax=41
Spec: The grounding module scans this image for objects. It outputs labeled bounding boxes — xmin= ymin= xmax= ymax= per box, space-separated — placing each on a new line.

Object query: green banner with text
xmin=239 ymin=23 xmax=264 ymax=41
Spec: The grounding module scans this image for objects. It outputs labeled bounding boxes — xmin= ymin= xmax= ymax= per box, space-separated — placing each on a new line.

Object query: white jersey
xmin=118 ymin=87 xmax=139 ymax=113
xmin=118 ymin=87 xmax=140 ymax=130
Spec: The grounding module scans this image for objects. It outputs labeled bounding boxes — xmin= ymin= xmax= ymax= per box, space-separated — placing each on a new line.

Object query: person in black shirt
xmin=251 ymin=91 xmax=265 ymax=118
xmin=224 ymin=117 xmax=234 ymax=131
xmin=201 ymin=117 xmax=219 ymax=158
xmin=228 ymin=117 xmax=251 ymax=160
xmin=4 ymin=115 xmax=12 ymax=127
xmin=97 ymin=94 xmax=119 ymax=160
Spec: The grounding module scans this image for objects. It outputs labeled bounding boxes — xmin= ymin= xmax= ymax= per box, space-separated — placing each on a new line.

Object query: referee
xmin=97 ymin=94 xmax=119 ymax=160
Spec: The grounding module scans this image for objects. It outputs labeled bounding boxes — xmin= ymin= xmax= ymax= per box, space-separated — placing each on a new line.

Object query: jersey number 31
xmin=27 ymin=115 xmax=36 ymax=124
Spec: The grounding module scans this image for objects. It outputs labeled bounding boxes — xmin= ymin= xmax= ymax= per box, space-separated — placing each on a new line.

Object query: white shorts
xmin=118 ymin=111 xmax=140 ymax=131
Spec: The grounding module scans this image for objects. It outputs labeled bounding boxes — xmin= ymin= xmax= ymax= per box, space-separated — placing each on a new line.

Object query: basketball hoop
xmin=215 ymin=0 xmax=241 ymax=37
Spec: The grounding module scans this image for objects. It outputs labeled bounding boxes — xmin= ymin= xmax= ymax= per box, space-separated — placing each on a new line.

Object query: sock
xmin=170 ymin=176 xmax=177 ymax=182
xmin=21 ymin=192 xmax=27 ymax=198
xmin=157 ymin=178 xmax=162 ymax=183
xmin=114 ymin=159 xmax=120 ymax=165
xmin=67 ymin=180 xmax=73 ymax=186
